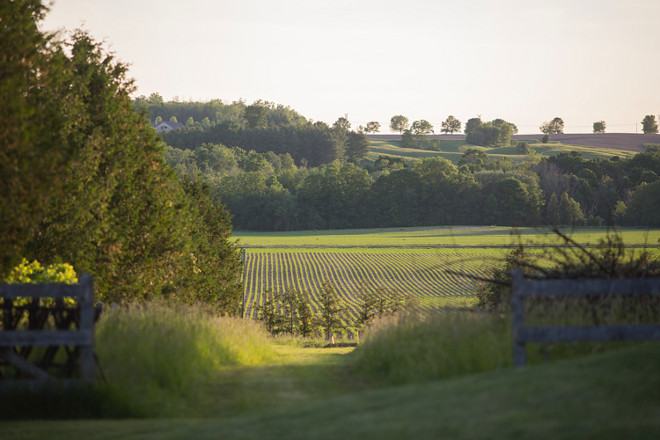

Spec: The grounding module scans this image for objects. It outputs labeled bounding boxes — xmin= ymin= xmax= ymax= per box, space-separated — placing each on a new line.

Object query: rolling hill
xmin=365 ymin=133 xmax=660 ymax=164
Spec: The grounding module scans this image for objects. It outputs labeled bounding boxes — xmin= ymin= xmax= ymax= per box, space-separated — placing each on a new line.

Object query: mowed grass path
xmin=4 ymin=341 xmax=659 ymax=439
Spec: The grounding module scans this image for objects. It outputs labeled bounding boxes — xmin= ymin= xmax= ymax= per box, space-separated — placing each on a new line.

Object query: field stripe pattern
xmin=242 ymin=250 xmax=498 ymax=319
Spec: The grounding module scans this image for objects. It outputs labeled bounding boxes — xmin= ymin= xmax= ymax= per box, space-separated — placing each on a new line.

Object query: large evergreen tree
xmin=0 ymin=1 xmax=242 ymax=312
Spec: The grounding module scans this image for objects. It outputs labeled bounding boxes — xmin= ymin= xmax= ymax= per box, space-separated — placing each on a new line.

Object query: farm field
xmin=236 ymin=227 xmax=660 ymax=320
xmin=241 ymin=248 xmax=497 ymax=318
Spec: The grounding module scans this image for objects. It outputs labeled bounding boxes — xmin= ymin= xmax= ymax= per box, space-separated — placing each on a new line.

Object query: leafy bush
xmin=5 ymin=259 xmax=77 ymax=284
xmin=474 ymin=229 xmax=660 ymax=313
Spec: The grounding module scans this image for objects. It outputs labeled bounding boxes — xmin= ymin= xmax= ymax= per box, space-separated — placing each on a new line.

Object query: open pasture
xmin=236 ymin=226 xmax=660 ymax=249
xmin=366 ymin=137 xmax=637 ymax=165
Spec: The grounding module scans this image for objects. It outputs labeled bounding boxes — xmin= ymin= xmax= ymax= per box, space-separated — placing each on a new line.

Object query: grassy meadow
xmin=235 ymin=225 xmax=660 ymax=248
xmin=2 ymin=227 xmax=659 ymax=439
xmin=366 ymin=138 xmax=638 ymax=164
xmin=2 ymin=305 xmax=659 ymax=438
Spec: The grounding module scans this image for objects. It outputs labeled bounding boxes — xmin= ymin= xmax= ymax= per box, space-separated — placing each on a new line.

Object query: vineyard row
xmin=241 ymin=250 xmax=498 ymax=319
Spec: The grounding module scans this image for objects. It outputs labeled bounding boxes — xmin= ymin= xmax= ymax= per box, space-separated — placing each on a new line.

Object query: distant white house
xmin=153 ymin=120 xmax=184 ymax=133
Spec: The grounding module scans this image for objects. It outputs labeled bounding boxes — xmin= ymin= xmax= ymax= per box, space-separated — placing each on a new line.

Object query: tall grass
xmin=94 ymin=301 xmax=276 ymax=417
xmin=350 ymin=311 xmax=512 ymax=385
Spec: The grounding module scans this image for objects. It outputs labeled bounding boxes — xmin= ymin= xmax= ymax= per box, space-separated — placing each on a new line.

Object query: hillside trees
xmin=409 ymin=119 xmax=434 ymax=147
xmin=622 ymin=180 xmax=660 ymax=226
xmin=411 ymin=119 xmax=434 ymax=137
xmin=492 ymin=119 xmax=518 ymax=135
xmin=330 ymin=116 xmax=351 ymax=161
xmin=160 ymin=107 xmax=340 ymax=167
xmin=464 ymin=117 xmax=482 ymax=134
xmin=167 ymin=134 xmax=660 ymax=230
xmin=642 ymin=115 xmax=659 ymax=134
xmin=400 ymin=129 xmax=416 ymax=148
xmin=364 ymin=121 xmax=381 ymax=133
xmin=390 ymin=115 xmax=409 ymax=133
xmin=371 ymin=169 xmax=424 ymax=226
xmin=481 ymin=176 xmax=541 ymax=226
xmin=244 ymin=103 xmax=269 ymax=129
xmin=458 ymin=149 xmax=489 ymax=172
xmin=0 ymin=1 xmax=242 ymax=310
xmin=297 ymin=162 xmax=373 ymax=229
xmin=441 ymin=116 xmax=461 ymax=134
xmin=593 ymin=121 xmax=606 ymax=133
xmin=540 ymin=117 xmax=565 ymax=134
xmin=414 ymin=157 xmax=479 ymax=225
xmin=466 ymin=119 xmax=513 ymax=146
xmin=345 ymin=131 xmax=370 ymax=163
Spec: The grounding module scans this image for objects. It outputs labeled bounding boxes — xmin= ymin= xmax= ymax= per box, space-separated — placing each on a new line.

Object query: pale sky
xmin=42 ymin=0 xmax=660 ymax=134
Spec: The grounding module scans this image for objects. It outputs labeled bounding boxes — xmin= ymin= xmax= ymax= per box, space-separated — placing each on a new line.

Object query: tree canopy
xmin=390 ymin=115 xmax=409 ymax=133
xmin=441 ymin=116 xmax=461 ymax=134
xmin=0 ymin=1 xmax=242 ymax=312
xmin=593 ymin=121 xmax=606 ymax=133
xmin=642 ymin=115 xmax=659 ymax=134
xmin=465 ymin=119 xmax=513 ymax=147
xmin=540 ymin=117 xmax=565 ymax=134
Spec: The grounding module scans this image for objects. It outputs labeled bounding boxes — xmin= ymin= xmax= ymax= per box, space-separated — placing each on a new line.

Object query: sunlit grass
xmin=235 ymin=226 xmax=660 ymax=248
xmin=351 ymin=311 xmax=512 ymax=385
xmin=94 ymin=301 xmax=276 ymax=417
xmin=4 ymin=341 xmax=659 ymax=439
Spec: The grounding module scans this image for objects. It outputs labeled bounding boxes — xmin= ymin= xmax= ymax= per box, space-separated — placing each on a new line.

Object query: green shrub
xmin=475 ymin=229 xmax=660 ymax=312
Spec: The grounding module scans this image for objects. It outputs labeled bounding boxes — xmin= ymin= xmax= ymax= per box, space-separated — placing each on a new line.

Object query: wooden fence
xmin=0 ymin=274 xmax=97 ymax=386
xmin=511 ymin=269 xmax=660 ymax=367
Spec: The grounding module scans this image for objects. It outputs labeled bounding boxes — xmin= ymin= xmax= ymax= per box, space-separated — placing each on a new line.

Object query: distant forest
xmin=138 ymin=95 xmax=660 ymax=230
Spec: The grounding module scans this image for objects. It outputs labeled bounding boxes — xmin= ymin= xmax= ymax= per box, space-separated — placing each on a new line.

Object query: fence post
xmin=78 ymin=274 xmax=95 ymax=383
xmin=511 ymin=269 xmax=526 ymax=367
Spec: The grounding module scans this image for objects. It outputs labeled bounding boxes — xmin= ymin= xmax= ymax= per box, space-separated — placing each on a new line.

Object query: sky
xmin=41 ymin=0 xmax=660 ymax=134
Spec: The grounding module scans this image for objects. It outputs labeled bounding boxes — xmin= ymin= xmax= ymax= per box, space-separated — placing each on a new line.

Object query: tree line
xmin=164 ymin=137 xmax=660 ymax=230
xmin=137 ymin=97 xmax=370 ymax=167
xmin=1 ymin=1 xmax=243 ymax=313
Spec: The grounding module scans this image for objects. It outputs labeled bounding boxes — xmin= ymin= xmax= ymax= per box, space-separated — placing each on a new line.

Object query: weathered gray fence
xmin=511 ymin=269 xmax=660 ymax=367
xmin=0 ymin=274 xmax=96 ymax=386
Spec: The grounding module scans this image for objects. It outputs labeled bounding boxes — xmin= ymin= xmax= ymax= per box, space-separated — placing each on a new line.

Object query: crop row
xmin=241 ymin=250 xmax=499 ymax=319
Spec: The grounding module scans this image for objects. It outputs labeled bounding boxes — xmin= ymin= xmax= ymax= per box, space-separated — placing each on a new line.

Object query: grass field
xmin=366 ymin=138 xmax=637 ymax=164
xmin=2 ymin=227 xmax=658 ymax=438
xmin=235 ymin=226 xmax=660 ymax=248
xmin=3 ymin=341 xmax=659 ymax=439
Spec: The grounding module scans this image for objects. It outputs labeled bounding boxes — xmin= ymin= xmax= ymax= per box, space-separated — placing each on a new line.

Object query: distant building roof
xmin=153 ymin=120 xmax=184 ymax=133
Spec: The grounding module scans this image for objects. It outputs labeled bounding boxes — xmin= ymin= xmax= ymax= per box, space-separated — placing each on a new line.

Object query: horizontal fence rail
xmin=511 ymin=269 xmax=660 ymax=367
xmin=0 ymin=274 xmax=96 ymax=385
